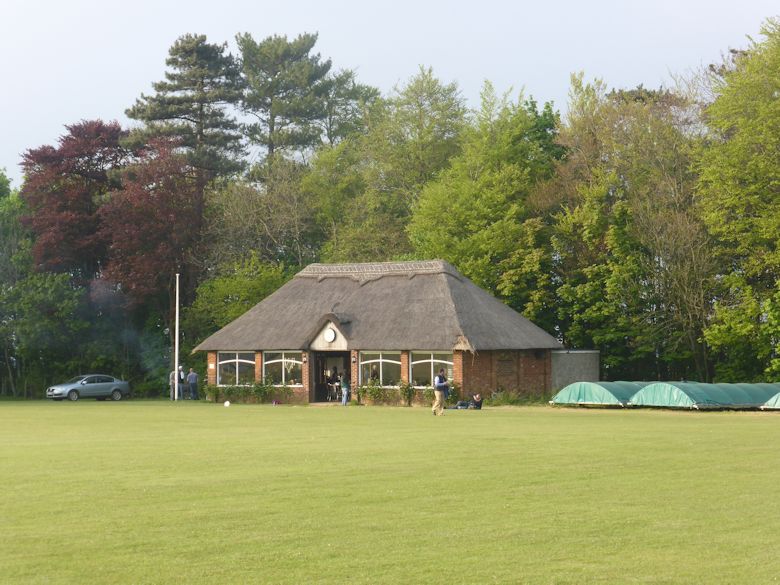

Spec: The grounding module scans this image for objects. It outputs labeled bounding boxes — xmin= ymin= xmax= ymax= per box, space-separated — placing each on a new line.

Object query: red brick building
xmin=194 ymin=261 xmax=561 ymax=402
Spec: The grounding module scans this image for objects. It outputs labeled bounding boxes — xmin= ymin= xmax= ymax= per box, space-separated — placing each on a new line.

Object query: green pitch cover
xmin=550 ymin=381 xmax=650 ymax=406
xmin=629 ymin=382 xmax=780 ymax=409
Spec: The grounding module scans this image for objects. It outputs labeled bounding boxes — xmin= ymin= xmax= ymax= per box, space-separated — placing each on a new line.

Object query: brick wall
xmin=302 ymin=352 xmax=312 ymax=401
xmin=459 ymin=349 xmax=552 ymax=398
xmin=400 ymin=351 xmax=410 ymax=383
xmin=350 ymin=350 xmax=359 ymax=389
xmin=207 ymin=352 xmax=217 ymax=386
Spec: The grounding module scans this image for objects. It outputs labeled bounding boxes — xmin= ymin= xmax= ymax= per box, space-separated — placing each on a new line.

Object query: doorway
xmin=312 ymin=351 xmax=350 ymax=402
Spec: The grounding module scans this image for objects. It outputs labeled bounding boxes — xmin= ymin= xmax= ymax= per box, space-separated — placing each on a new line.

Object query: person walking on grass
xmin=432 ymin=368 xmax=449 ymax=416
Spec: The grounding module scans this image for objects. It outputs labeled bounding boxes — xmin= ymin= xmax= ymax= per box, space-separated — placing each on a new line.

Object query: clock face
xmin=324 ymin=327 xmax=337 ymax=343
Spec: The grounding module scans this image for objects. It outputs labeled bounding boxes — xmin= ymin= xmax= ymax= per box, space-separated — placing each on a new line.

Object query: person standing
xmin=178 ymin=366 xmax=186 ymax=399
xmin=187 ymin=368 xmax=199 ymax=400
xmin=341 ymin=374 xmax=350 ymax=406
xmin=432 ymin=368 xmax=449 ymax=416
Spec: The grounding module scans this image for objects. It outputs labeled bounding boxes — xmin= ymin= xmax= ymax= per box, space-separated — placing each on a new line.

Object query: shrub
xmin=399 ymin=381 xmax=416 ymax=406
xmin=204 ymin=381 xmax=293 ymax=404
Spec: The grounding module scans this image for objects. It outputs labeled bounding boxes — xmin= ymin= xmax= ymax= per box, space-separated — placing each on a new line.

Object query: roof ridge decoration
xmin=299 ymin=260 xmax=462 ymax=284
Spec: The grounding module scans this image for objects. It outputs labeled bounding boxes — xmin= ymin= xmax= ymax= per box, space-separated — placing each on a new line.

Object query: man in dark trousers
xmin=187 ymin=368 xmax=199 ymax=400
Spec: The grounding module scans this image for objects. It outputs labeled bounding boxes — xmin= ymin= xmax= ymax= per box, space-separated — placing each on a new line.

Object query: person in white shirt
xmin=432 ymin=368 xmax=449 ymax=416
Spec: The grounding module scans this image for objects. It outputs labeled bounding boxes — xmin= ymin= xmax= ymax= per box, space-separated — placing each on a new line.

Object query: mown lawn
xmin=1 ymin=401 xmax=779 ymax=584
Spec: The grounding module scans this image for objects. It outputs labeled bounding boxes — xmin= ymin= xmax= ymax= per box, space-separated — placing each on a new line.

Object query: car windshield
xmin=66 ymin=376 xmax=87 ymax=383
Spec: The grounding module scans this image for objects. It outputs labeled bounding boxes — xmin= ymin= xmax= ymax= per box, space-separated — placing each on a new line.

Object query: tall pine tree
xmin=126 ymin=34 xmax=244 ymax=233
xmin=236 ymin=32 xmax=332 ymax=161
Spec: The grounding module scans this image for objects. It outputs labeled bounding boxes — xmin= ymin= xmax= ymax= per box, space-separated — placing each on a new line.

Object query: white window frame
xmin=409 ymin=351 xmax=454 ymax=389
xmin=217 ymin=351 xmax=256 ymax=386
xmin=262 ymin=351 xmax=304 ymax=387
xmin=359 ymin=351 xmax=402 ymax=387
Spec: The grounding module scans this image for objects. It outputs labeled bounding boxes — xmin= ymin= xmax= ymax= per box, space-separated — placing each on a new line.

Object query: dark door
xmin=312 ymin=352 xmax=349 ymax=402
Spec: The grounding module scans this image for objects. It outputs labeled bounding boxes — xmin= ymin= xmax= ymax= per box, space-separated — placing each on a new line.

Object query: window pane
xmin=238 ymin=362 xmax=255 ymax=385
xmin=285 ymin=360 xmax=302 ymax=385
xmin=382 ymin=361 xmax=401 ymax=386
xmin=265 ymin=361 xmax=283 ymax=384
xmin=218 ymin=352 xmax=234 ymax=364
xmin=432 ymin=352 xmax=453 ymax=365
xmin=360 ymin=352 xmax=380 ymax=362
xmin=382 ymin=352 xmax=401 ymax=363
xmin=362 ymin=363 xmax=380 ymax=383
xmin=238 ymin=352 xmax=255 ymax=363
xmin=411 ymin=362 xmax=432 ymax=387
xmin=264 ymin=352 xmax=282 ymax=364
xmin=433 ymin=361 xmax=453 ymax=381
xmin=218 ymin=362 xmax=236 ymax=385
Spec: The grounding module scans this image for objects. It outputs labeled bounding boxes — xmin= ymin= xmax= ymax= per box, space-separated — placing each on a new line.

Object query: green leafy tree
xmin=306 ymin=67 xmax=466 ymax=262
xmin=319 ymin=69 xmax=380 ymax=146
xmin=550 ymin=75 xmax=713 ymax=380
xmin=1 ymin=273 xmax=88 ymax=396
xmin=0 ymin=168 xmax=10 ymax=199
xmin=697 ymin=19 xmax=780 ymax=380
xmin=408 ymin=83 xmax=562 ymax=327
xmin=204 ymin=159 xmax=320 ymax=269
xmin=183 ymin=256 xmax=289 ymax=349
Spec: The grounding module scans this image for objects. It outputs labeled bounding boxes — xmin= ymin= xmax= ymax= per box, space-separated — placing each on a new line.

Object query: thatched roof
xmin=193 ymin=260 xmax=561 ymax=352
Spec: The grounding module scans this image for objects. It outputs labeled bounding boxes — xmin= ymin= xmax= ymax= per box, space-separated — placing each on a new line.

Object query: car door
xmin=94 ymin=376 xmax=114 ymax=397
xmin=81 ymin=376 xmax=100 ymax=397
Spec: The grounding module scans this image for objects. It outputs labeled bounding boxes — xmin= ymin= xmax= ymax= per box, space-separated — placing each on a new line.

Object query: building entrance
xmin=312 ymin=351 xmax=350 ymax=402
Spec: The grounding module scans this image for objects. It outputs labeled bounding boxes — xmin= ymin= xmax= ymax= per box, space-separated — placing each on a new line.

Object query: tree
xmin=318 ymin=69 xmax=380 ymax=146
xmin=204 ymin=159 xmax=320 ymax=269
xmin=20 ymin=120 xmax=128 ymax=281
xmin=305 ymin=67 xmax=466 ymax=262
xmin=237 ymin=32 xmax=331 ymax=160
xmin=549 ymin=75 xmax=714 ymax=381
xmin=98 ymin=139 xmax=200 ymax=309
xmin=408 ymin=83 xmax=562 ymax=326
xmin=0 ymin=168 xmax=10 ymax=199
xmin=183 ymin=255 xmax=289 ymax=349
xmin=0 ymin=273 xmax=88 ymax=396
xmin=126 ymin=33 xmax=244 ymax=237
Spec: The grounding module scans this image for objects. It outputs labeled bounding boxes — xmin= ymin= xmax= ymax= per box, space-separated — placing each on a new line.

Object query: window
xmin=410 ymin=352 xmax=453 ymax=387
xmin=217 ymin=352 xmax=256 ymax=386
xmin=263 ymin=352 xmax=303 ymax=386
xmin=359 ymin=352 xmax=401 ymax=386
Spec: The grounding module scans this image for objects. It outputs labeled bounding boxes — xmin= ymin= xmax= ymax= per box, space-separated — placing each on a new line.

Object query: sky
xmin=2 ymin=0 xmax=777 ymax=188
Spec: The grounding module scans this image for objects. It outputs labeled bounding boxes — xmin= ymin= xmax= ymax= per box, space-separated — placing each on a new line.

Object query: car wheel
xmin=111 ymin=389 xmax=123 ymax=401
xmin=67 ymin=390 xmax=79 ymax=401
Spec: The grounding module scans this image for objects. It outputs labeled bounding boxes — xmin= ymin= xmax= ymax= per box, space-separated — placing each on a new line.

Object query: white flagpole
xmin=174 ymin=272 xmax=180 ymax=402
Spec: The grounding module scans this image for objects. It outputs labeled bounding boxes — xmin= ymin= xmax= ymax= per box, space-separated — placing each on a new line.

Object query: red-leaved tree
xmin=99 ymin=139 xmax=200 ymax=309
xmin=21 ymin=120 xmax=129 ymax=280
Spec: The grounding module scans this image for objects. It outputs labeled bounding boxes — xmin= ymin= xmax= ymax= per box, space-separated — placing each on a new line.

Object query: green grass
xmin=2 ymin=402 xmax=779 ymax=584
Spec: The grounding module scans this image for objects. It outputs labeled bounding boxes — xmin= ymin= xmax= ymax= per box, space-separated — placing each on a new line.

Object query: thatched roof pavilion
xmin=195 ymin=261 xmax=561 ymax=402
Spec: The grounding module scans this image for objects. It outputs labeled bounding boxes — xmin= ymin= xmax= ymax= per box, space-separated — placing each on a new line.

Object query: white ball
xmin=223 ymin=400 xmax=231 ymax=407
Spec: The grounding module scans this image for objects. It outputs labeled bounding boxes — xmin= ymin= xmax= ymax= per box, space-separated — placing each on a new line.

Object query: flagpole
xmin=174 ymin=272 xmax=180 ymax=401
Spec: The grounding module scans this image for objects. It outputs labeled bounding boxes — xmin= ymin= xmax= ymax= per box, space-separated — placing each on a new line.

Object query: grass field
xmin=2 ymin=401 xmax=779 ymax=585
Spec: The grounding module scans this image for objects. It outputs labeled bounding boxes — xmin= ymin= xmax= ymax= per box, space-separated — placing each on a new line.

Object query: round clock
xmin=324 ymin=327 xmax=337 ymax=343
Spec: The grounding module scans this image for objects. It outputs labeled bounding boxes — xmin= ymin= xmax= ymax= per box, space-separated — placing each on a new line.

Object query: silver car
xmin=46 ymin=375 xmax=131 ymax=401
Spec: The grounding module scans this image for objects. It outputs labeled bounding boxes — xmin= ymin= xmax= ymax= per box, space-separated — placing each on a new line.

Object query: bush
xmin=399 ymin=381 xmax=416 ymax=406
xmin=364 ymin=379 xmax=391 ymax=403
xmin=204 ymin=381 xmax=293 ymax=404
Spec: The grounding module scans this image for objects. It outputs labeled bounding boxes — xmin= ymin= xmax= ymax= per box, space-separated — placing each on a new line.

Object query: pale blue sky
xmin=2 ymin=0 xmax=777 ymax=187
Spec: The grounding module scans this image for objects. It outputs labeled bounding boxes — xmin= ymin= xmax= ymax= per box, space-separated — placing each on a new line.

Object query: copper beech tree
xmin=20 ymin=120 xmax=128 ymax=281
xmin=99 ymin=139 xmax=200 ymax=310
